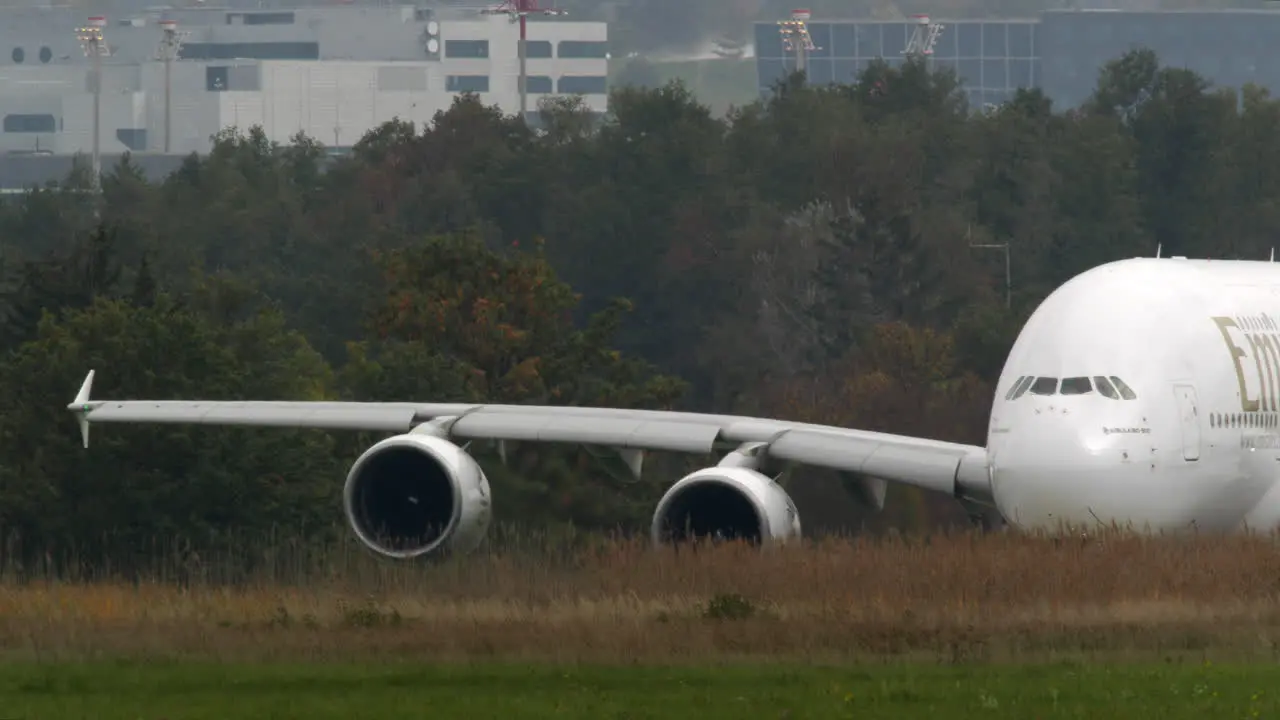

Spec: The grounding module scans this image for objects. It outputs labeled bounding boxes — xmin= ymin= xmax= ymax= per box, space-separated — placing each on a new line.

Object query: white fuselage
xmin=986 ymin=257 xmax=1280 ymax=534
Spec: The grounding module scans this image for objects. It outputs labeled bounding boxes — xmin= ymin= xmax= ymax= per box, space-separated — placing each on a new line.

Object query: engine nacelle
xmin=343 ymin=433 xmax=492 ymax=560
xmin=650 ymin=466 xmax=802 ymax=546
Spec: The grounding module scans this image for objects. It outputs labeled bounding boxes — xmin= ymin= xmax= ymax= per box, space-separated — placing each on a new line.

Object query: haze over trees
xmin=0 ymin=48 xmax=1268 ymax=572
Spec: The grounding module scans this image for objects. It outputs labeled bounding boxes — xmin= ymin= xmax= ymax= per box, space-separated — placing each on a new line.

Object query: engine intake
xmin=651 ymin=467 xmax=801 ymax=546
xmin=343 ymin=433 xmax=492 ymax=560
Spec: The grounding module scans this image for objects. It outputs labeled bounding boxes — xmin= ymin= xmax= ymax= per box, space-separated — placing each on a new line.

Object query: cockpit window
xmin=1093 ymin=376 xmax=1120 ymax=399
xmin=1109 ymin=376 xmax=1137 ymax=400
xmin=1007 ymin=374 xmax=1135 ymax=399
xmin=1008 ymin=375 xmax=1034 ymax=400
xmin=1029 ymin=377 xmax=1058 ymax=395
xmin=1059 ymin=377 xmax=1093 ymax=395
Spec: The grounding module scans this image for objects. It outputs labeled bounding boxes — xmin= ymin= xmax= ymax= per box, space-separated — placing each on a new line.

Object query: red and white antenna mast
xmin=480 ymin=0 xmax=568 ymax=118
xmin=777 ymin=8 xmax=816 ymax=75
xmin=904 ymin=13 xmax=943 ymax=57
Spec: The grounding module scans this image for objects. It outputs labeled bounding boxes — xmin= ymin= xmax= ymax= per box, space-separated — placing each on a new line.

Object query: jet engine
xmin=650 ymin=466 xmax=801 ymax=546
xmin=343 ymin=433 xmax=492 ymax=560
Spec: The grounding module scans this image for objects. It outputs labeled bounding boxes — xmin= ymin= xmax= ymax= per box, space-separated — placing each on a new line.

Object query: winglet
xmin=70 ymin=370 xmax=95 ymax=448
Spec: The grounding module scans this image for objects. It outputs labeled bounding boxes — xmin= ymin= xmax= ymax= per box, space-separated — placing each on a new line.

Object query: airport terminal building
xmin=755 ymin=9 xmax=1280 ymax=112
xmin=0 ymin=3 xmax=608 ymax=157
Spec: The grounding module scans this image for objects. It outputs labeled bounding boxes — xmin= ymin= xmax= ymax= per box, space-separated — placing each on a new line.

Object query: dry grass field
xmin=6 ymin=529 xmax=1280 ymax=718
xmin=4 ymin=527 xmax=1280 ymax=665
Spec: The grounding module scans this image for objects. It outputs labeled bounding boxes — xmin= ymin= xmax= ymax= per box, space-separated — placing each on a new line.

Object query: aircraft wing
xmin=67 ymin=370 xmax=992 ymax=501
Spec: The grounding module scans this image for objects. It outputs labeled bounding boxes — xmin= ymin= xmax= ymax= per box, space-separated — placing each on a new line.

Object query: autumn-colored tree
xmin=342 ymin=228 xmax=688 ymax=532
xmin=365 ymin=228 xmax=684 ymax=407
xmin=764 ymin=321 xmax=990 ymax=532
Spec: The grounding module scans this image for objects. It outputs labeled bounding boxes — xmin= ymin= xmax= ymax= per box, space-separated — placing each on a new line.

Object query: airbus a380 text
xmin=66 ymin=256 xmax=1280 ymax=561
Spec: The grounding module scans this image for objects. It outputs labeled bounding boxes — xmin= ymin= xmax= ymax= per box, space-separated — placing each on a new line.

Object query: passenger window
xmin=1093 ymin=376 xmax=1119 ymax=399
xmin=1029 ymin=377 xmax=1058 ymax=395
xmin=1060 ymin=377 xmax=1093 ymax=395
xmin=1004 ymin=375 xmax=1027 ymax=400
xmin=1109 ymin=376 xmax=1137 ymax=400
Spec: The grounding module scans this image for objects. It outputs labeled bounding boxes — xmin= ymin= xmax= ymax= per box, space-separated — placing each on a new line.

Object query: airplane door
xmin=1172 ymin=384 xmax=1201 ymax=462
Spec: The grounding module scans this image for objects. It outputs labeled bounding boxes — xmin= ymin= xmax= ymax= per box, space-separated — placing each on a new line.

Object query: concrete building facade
xmin=0 ymin=4 xmax=609 ymax=156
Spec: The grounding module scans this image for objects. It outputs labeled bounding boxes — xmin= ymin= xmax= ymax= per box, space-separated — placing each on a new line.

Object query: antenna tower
xmin=904 ymin=13 xmax=943 ymax=57
xmin=777 ymin=8 xmax=816 ymax=75
xmin=480 ymin=0 xmax=568 ymax=119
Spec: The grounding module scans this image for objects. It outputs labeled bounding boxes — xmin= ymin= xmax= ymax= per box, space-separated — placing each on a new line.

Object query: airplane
xmin=64 ymin=255 xmax=1280 ymax=561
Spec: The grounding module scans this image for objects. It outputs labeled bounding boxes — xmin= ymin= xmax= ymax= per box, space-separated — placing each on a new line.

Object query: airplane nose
xmin=993 ymin=398 xmax=1258 ymax=534
xmin=990 ymin=407 xmax=1138 ymax=531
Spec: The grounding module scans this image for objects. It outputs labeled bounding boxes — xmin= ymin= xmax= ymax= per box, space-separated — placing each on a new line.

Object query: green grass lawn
xmin=3 ymin=660 xmax=1278 ymax=719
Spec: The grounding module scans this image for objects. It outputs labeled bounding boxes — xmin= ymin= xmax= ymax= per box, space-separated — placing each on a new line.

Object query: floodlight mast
xmin=157 ymin=19 xmax=188 ymax=153
xmin=904 ymin=14 xmax=944 ymax=57
xmin=480 ymin=0 xmax=567 ymax=118
xmin=76 ymin=16 xmax=110 ymax=194
xmin=777 ymin=9 xmax=816 ymax=75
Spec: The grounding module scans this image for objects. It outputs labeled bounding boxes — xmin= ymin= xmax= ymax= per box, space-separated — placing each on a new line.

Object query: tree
xmin=0 ymin=223 xmax=124 ymax=351
xmin=1089 ymin=49 xmax=1233 ymax=258
xmin=0 ymin=48 xmax=1270 ymax=550
xmin=763 ymin=321 xmax=989 ymax=533
xmin=340 ymin=228 xmax=688 ymax=530
xmin=541 ymin=80 xmax=743 ymax=397
xmin=0 ymin=295 xmax=340 ymax=578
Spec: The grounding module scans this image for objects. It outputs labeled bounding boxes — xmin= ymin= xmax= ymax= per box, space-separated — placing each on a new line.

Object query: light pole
xmin=76 ymin=16 xmax=109 ymax=194
xmin=903 ymin=14 xmax=943 ymax=58
xmin=777 ymin=9 xmax=816 ymax=75
xmin=157 ymin=19 xmax=187 ymax=153
xmin=970 ymin=242 xmax=1011 ymax=309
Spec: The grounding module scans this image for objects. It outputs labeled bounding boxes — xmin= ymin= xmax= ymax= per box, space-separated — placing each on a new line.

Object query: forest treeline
xmin=0 ymin=48 xmax=1269 ymax=570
